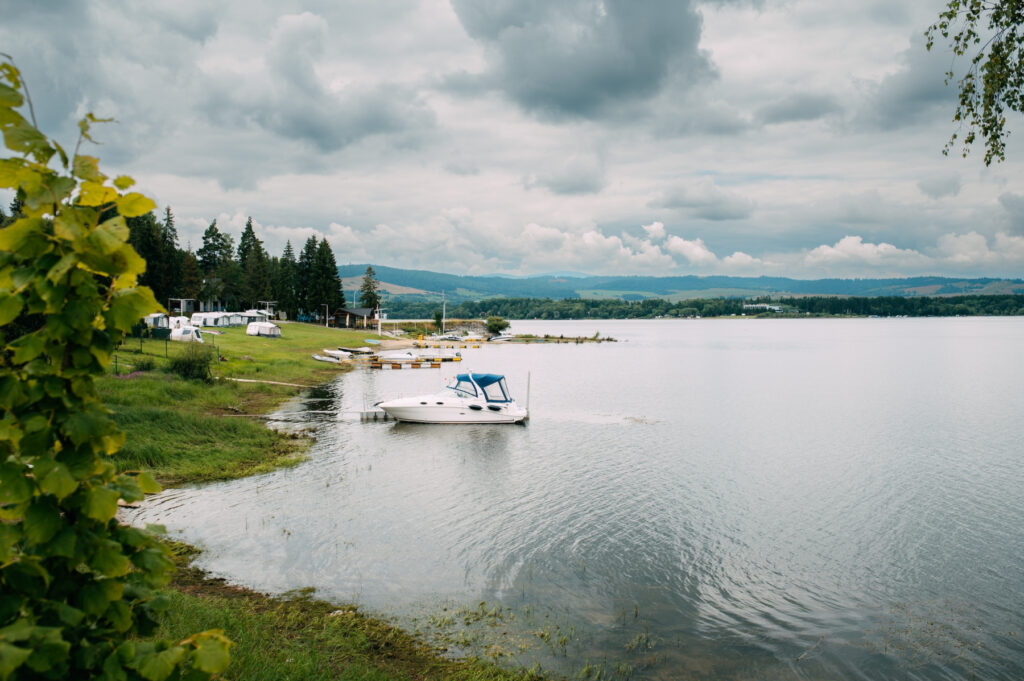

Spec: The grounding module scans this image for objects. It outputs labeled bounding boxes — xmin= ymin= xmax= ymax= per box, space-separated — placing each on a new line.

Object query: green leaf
xmin=39 ymin=461 xmax=78 ymax=500
xmin=0 ymin=642 xmax=32 ymax=680
xmin=115 ymin=193 xmax=156 ymax=218
xmin=8 ymin=332 xmax=44 ymax=363
xmin=1 ymin=116 xmax=54 ymax=164
xmin=112 ymin=175 xmax=134 ymax=190
xmin=191 ymin=631 xmax=232 ymax=674
xmin=135 ymin=472 xmax=161 ymax=495
xmin=0 ymin=292 xmax=22 ymax=326
xmin=82 ymin=486 xmax=120 ymax=523
xmin=91 ymin=540 xmax=130 ymax=577
xmin=0 ymin=83 xmax=23 ymax=107
xmin=24 ymin=499 xmax=60 ymax=545
xmin=78 ymin=181 xmax=117 ymax=207
xmin=0 ymin=524 xmax=19 ymax=563
xmin=136 ymin=646 xmax=186 ymax=681
xmin=64 ymin=411 xmax=111 ymax=446
xmin=132 ymin=548 xmax=172 ymax=574
xmin=0 ymin=158 xmax=23 ymax=189
xmin=72 ymin=155 xmax=106 ymax=183
xmin=105 ymin=288 xmax=159 ymax=331
xmin=0 ymin=217 xmax=45 ymax=253
xmin=90 ymin=216 xmax=128 ymax=255
xmin=0 ymin=463 xmax=32 ymax=505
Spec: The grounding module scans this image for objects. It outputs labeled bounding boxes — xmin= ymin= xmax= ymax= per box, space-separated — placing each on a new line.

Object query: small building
xmin=333 ymin=307 xmax=373 ymax=328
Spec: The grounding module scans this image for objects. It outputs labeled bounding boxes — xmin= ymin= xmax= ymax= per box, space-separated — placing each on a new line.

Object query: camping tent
xmin=246 ymin=321 xmax=281 ymax=338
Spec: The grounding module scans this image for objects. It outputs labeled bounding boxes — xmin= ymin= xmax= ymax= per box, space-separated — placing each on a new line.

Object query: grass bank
xmin=99 ymin=322 xmax=389 ymax=485
xmin=104 ymin=324 xmax=557 ymax=679
xmin=160 ymin=544 xmax=548 ymax=681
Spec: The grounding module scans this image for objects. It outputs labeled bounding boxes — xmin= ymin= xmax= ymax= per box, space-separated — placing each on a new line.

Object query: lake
xmin=128 ymin=318 xmax=1024 ymax=680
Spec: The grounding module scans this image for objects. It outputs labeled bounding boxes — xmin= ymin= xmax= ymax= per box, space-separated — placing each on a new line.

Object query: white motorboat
xmin=377 ymin=372 xmax=529 ymax=424
xmin=322 ymin=348 xmax=352 ymax=359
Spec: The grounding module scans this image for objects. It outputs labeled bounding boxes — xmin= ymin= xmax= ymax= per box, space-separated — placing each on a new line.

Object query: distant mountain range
xmin=338 ymin=264 xmax=1024 ymax=304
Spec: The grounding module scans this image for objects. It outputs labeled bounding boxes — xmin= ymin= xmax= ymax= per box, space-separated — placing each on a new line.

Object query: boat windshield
xmin=449 ymin=377 xmax=478 ymax=398
xmin=481 ymin=380 xmax=509 ymax=402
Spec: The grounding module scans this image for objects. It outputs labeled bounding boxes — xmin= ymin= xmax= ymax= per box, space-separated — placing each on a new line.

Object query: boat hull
xmin=378 ymin=397 xmax=527 ymax=424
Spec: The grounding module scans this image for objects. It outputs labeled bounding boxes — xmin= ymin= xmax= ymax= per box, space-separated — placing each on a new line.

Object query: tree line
xmin=1 ymin=198 xmax=348 ymax=321
xmin=386 ymin=294 xmax=1024 ymax=320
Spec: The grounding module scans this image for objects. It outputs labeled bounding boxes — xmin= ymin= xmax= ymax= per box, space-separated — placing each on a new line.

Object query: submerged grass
xmin=160 ymin=549 xmax=550 ymax=681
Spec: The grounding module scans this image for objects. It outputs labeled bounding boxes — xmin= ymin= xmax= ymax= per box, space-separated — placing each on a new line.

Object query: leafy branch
xmin=0 ymin=56 xmax=231 ymax=680
xmin=926 ymin=0 xmax=1024 ymax=164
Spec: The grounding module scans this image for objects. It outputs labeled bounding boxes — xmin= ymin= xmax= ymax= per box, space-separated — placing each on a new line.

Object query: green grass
xmin=160 ymin=556 xmax=549 ymax=681
xmin=98 ymin=322 xmax=389 ymax=485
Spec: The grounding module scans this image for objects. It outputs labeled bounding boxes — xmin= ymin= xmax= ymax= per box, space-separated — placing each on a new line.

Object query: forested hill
xmin=338 ymin=264 xmax=1024 ymax=303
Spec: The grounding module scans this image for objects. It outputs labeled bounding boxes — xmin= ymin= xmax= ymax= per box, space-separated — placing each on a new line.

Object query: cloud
xmin=855 ymin=32 xmax=955 ymax=131
xmin=804 ymin=235 xmax=929 ymax=269
xmin=199 ymin=13 xmax=435 ymax=157
xmin=756 ymin=93 xmax=841 ymax=125
xmin=652 ymin=178 xmax=755 ymax=220
xmin=917 ymin=174 xmax=962 ymax=199
xmin=664 ymin=235 xmax=718 ymax=265
xmin=526 ymin=152 xmax=606 ymax=194
xmin=999 ymin=192 xmax=1024 ymax=234
xmin=722 ymin=251 xmax=765 ymax=269
xmin=642 ymin=221 xmax=666 ymax=241
xmin=449 ymin=0 xmax=711 ymax=119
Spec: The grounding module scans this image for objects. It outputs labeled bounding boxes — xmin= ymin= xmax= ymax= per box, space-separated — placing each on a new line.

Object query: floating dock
xmin=358 ymin=409 xmax=392 ymax=422
xmin=369 ymin=361 xmax=443 ymax=370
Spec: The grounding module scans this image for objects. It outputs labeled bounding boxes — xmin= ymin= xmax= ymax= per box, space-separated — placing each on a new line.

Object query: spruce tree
xmin=359 ymin=265 xmax=381 ymax=310
xmin=296 ymin=235 xmax=318 ymax=316
xmin=277 ymin=241 xmax=298 ymax=320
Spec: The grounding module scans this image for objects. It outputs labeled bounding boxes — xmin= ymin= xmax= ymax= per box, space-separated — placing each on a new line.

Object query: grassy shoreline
xmin=159 ymin=544 xmax=547 ymax=681
xmin=99 ymin=322 xmax=384 ymax=485
xmin=106 ymin=322 xmax=557 ymax=679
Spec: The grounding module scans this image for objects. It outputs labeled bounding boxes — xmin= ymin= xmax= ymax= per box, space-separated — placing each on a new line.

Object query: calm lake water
xmin=129 ymin=318 xmax=1024 ymax=680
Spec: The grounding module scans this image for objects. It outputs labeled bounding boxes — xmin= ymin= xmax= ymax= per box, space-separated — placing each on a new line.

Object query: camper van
xmin=170 ymin=326 xmax=204 ymax=343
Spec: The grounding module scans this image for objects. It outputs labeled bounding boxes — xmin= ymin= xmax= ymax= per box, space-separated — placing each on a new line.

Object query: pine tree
xmin=277 ymin=241 xmax=298 ymax=320
xmin=312 ymin=238 xmax=345 ymax=315
xmin=237 ymin=217 xmax=257 ymax=272
xmin=181 ymin=249 xmax=203 ymax=300
xmin=359 ymin=265 xmax=381 ymax=310
xmin=296 ymin=235 xmax=318 ymax=316
xmin=197 ymin=220 xmax=223 ymax=274
xmin=127 ymin=212 xmax=168 ymax=304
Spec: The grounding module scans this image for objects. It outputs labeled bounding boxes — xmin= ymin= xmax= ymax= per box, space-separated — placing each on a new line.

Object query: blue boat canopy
xmin=453 ymin=373 xmax=511 ymax=402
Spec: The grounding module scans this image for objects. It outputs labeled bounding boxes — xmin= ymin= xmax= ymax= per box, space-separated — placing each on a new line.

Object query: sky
xmin=2 ymin=0 xmax=1023 ymax=279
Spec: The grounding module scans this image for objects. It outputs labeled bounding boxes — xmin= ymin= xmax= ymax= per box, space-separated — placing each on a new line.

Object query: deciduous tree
xmin=927 ymin=0 xmax=1024 ymax=164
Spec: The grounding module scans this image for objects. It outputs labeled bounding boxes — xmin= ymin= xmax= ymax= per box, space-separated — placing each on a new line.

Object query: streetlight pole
xmin=322 ymin=304 xmax=328 ymax=327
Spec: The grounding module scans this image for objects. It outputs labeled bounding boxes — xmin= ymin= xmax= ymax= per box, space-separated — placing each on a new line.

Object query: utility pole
xmin=322 ymin=303 xmax=328 ymax=327
xmin=441 ymin=290 xmax=446 ymax=334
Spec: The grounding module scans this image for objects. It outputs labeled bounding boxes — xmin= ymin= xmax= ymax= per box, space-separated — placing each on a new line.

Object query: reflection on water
xmin=128 ymin=319 xmax=1024 ymax=680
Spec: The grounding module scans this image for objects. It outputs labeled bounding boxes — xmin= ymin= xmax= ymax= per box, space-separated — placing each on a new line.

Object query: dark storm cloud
xmin=756 ymin=93 xmax=841 ymax=125
xmin=449 ymin=0 xmax=711 ymax=119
